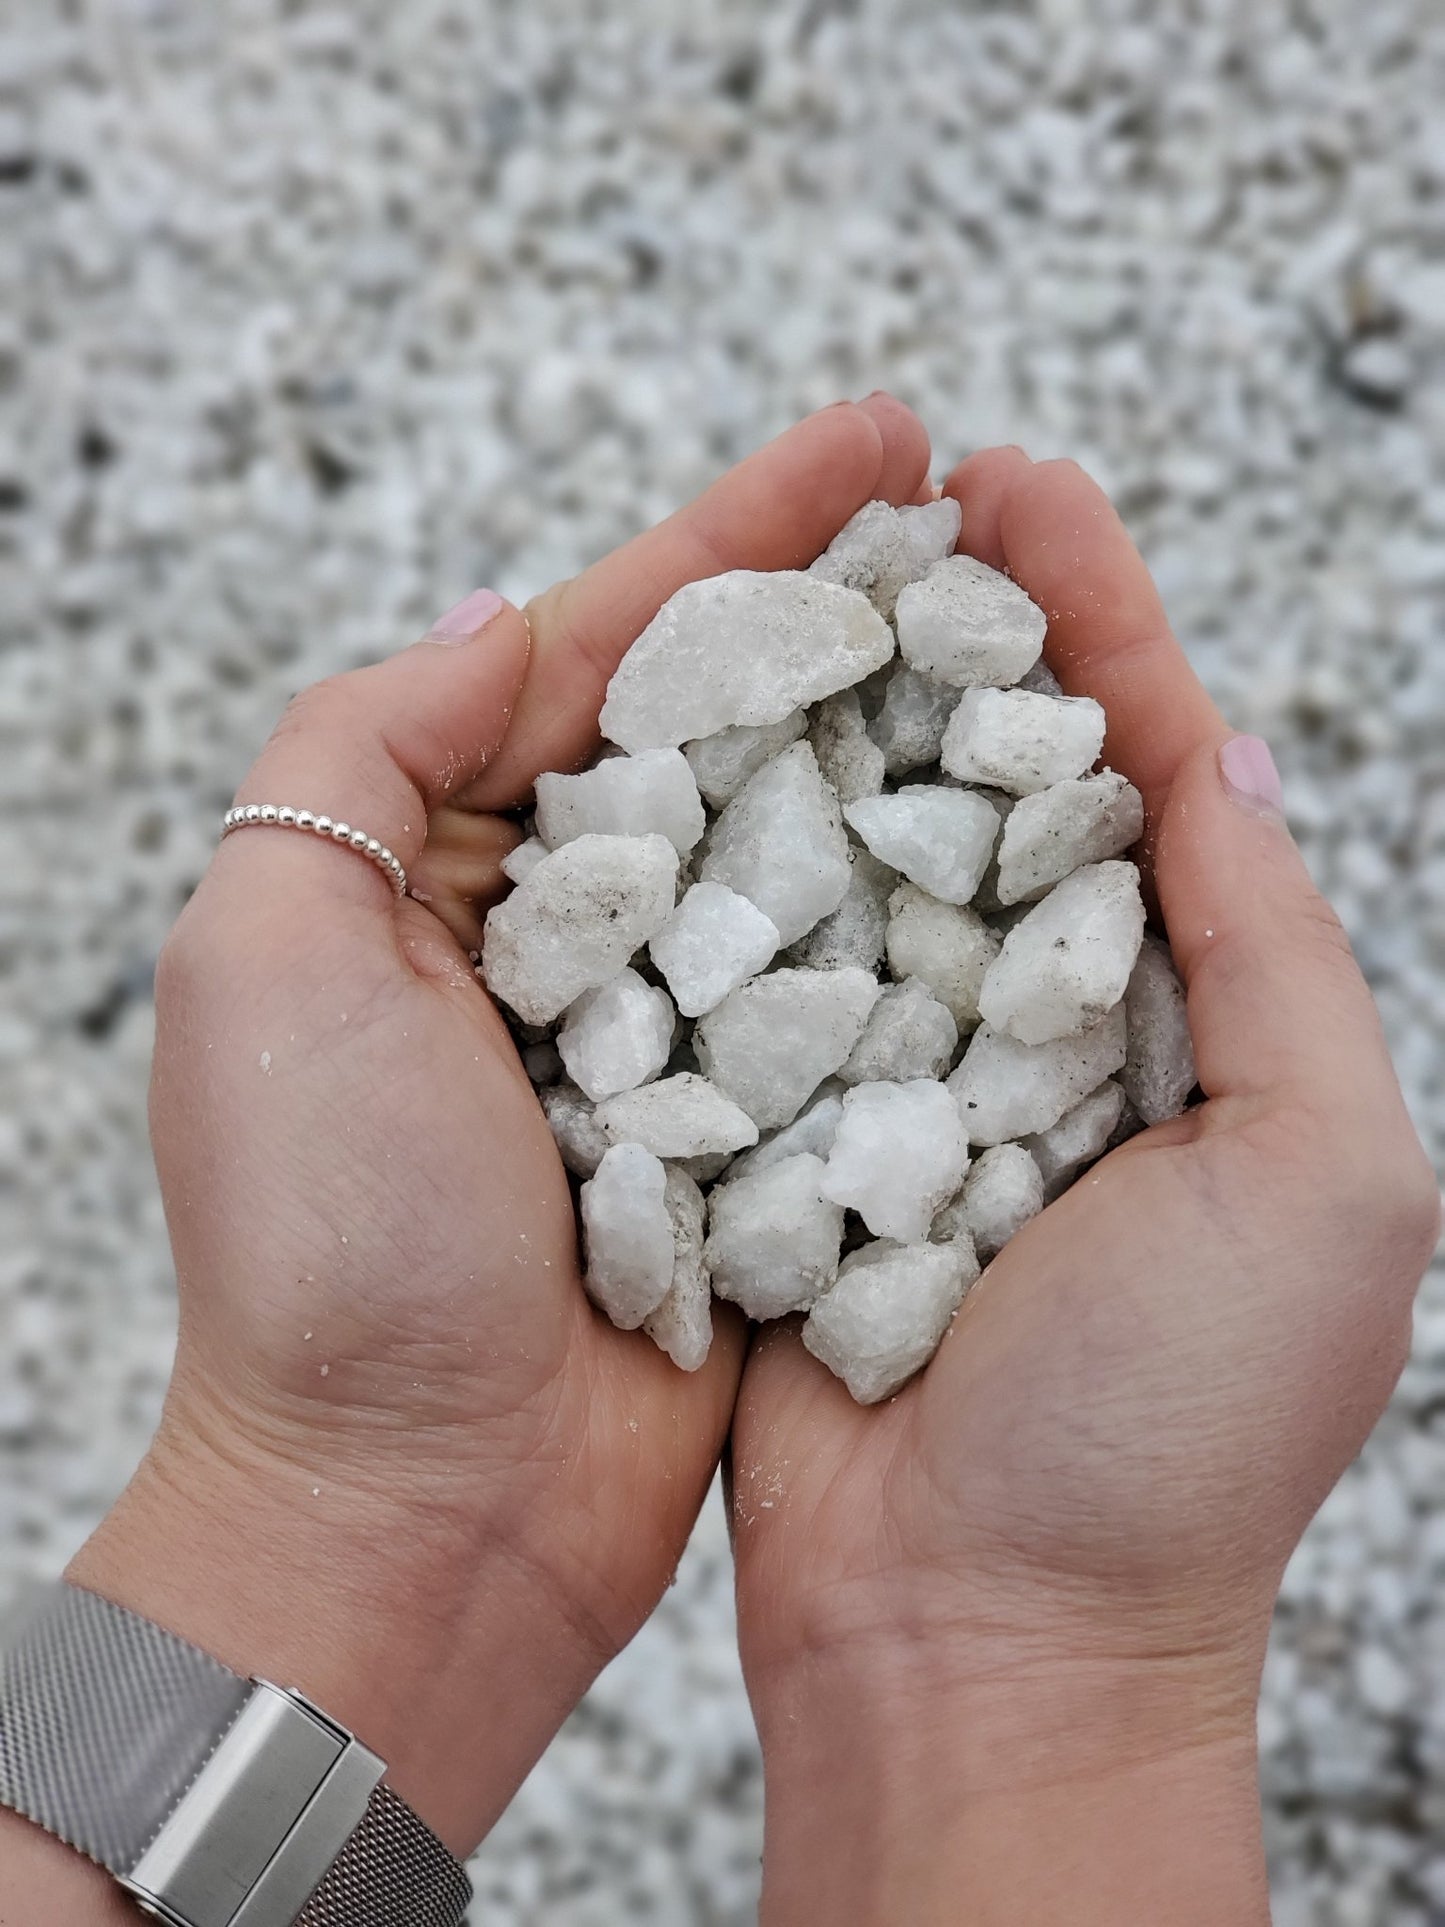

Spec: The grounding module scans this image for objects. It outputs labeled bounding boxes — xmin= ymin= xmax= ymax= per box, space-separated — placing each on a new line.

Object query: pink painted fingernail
xmin=425 ymin=588 xmax=505 ymax=644
xmin=1218 ymin=734 xmax=1285 ymax=819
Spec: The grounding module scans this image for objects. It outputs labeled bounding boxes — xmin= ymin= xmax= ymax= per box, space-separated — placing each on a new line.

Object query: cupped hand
xmin=729 ymin=451 xmax=1441 ymax=1923
xmin=69 ymin=397 xmax=933 ymax=1851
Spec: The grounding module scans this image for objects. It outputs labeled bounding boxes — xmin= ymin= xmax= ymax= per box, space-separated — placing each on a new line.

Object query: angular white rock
xmin=868 ymin=665 xmax=959 ymax=775
xmin=995 ymin=771 xmax=1144 ymax=904
xmin=803 ymin=1239 xmax=978 ymax=1404
xmin=722 ymin=1085 xmax=846 ymax=1184
xmin=698 ymin=742 xmax=851 ymax=946
xmin=845 ymin=786 xmax=999 ymax=906
xmin=694 ymin=967 xmax=881 ymax=1129
xmin=821 ymin=1081 xmax=970 ymax=1242
xmin=535 ymin=748 xmax=705 ymax=856
xmin=956 ymin=1143 xmax=1046 ymax=1259
xmin=947 ymin=1006 xmax=1128 ymax=1145
xmin=808 ymin=496 xmax=961 ymax=621
xmin=941 ymin=687 xmax=1106 ymax=795
xmin=580 ymin=1143 xmax=674 ymax=1330
xmin=540 ymin=1080 xmax=609 ymax=1178
xmin=841 ymin=977 xmax=958 ymax=1084
xmin=642 ymin=1167 xmax=713 ymax=1371
xmin=1122 ymin=936 xmax=1196 ymax=1125
xmin=684 ymin=710 xmax=806 ymax=808
xmin=501 ymin=836 xmax=549 ymax=884
xmin=885 ymin=883 xmax=1000 ymax=1031
xmin=556 ymin=968 xmax=675 ymax=1101
xmin=649 ymin=881 xmax=781 ymax=1017
xmin=895 ymin=554 xmax=1046 ymax=688
xmin=788 ymin=849 xmax=896 ymax=971
xmin=483 ymin=833 xmax=678 ymax=1025
xmin=1024 ymin=1080 xmax=1126 ymax=1200
xmin=601 ymin=571 xmax=894 ymax=751
xmin=705 ymin=1153 xmax=844 ymax=1319
xmin=596 ymin=1072 xmax=759 ymax=1158
xmin=808 ymin=689 xmax=886 ymax=802
xmin=978 ymin=861 xmax=1145 ymax=1045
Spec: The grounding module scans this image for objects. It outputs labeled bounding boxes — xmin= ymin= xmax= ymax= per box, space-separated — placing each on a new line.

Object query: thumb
xmin=1156 ymin=733 xmax=1404 ymax=1121
xmin=215 ymin=589 xmax=532 ymax=918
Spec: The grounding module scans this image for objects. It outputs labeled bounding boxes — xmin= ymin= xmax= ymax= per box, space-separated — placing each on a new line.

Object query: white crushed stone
xmin=535 ymin=747 xmax=706 ymax=855
xmin=957 ymin=1144 xmax=1047 ymax=1260
xmin=807 ymin=689 xmax=886 ymax=803
xmin=595 ymin=1072 xmax=759 ymax=1159
xmin=803 ymin=1239 xmax=980 ymax=1404
xmin=539 ymin=1081 xmax=610 ymax=1179
xmin=820 ymin=1080 xmax=970 ymax=1243
xmin=844 ymin=785 xmax=999 ymax=905
xmin=840 ymin=976 xmax=958 ymax=1084
xmin=705 ymin=1154 xmax=844 ymax=1320
xmin=787 ymin=848 xmax=896 ymax=972
xmin=1024 ymin=1079 xmax=1128 ymax=1199
xmin=721 ymin=1085 xmax=846 ymax=1184
xmin=649 ymin=881 xmax=781 ymax=1017
xmin=886 ymin=882 xmax=1000 ymax=1031
xmin=1122 ymin=936 xmax=1198 ymax=1125
xmin=694 ymin=966 xmax=881 ymax=1129
xmin=482 ymin=833 xmax=678 ymax=1025
xmin=895 ymin=554 xmax=1047 ymax=689
xmin=978 ymin=861 xmax=1146 ymax=1045
xmin=995 ymin=772 xmax=1145 ymax=905
xmin=580 ymin=1143 xmax=675 ymax=1330
xmin=941 ymin=686 xmax=1107 ymax=795
xmin=696 ymin=740 xmax=852 ymax=946
xmin=682 ymin=711 xmax=806 ymax=809
xmin=808 ymin=496 xmax=960 ymax=621
xmin=642 ymin=1168 xmax=713 ymax=1373
xmin=556 ymin=968 xmax=675 ymax=1101
xmin=948 ymin=1007 xmax=1129 ymax=1146
xmin=600 ymin=571 xmax=893 ymax=750
xmin=868 ymin=664 xmax=960 ymax=775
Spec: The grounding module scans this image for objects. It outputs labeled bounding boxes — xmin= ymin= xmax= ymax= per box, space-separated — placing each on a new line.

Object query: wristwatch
xmin=0 ymin=1580 xmax=472 ymax=1926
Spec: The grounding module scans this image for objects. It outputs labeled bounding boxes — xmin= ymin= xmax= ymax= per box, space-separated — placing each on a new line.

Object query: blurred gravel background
xmin=4 ymin=2 xmax=1445 ymax=1920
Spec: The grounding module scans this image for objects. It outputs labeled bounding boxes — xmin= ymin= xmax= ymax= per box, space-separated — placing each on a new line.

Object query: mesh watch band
xmin=0 ymin=1582 xmax=471 ymax=1927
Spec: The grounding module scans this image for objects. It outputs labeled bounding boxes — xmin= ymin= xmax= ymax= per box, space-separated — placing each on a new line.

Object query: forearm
xmin=753 ymin=1647 xmax=1269 ymax=1927
xmin=0 ymin=1405 xmax=612 ymax=1916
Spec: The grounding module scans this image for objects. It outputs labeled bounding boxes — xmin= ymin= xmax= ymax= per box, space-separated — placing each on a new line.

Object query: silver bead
xmin=365 ymin=837 xmax=382 ymax=858
xmin=296 ymin=811 xmax=315 ymax=829
xmin=259 ymin=805 xmax=279 ymax=823
xmin=379 ymin=847 xmax=394 ymax=867
xmin=348 ymin=828 xmax=369 ymax=850
xmin=331 ymin=821 xmax=351 ymax=842
xmin=244 ymin=804 xmax=262 ymax=824
xmin=277 ymin=807 xmax=296 ymax=826
xmin=314 ymin=816 xmax=333 ymax=836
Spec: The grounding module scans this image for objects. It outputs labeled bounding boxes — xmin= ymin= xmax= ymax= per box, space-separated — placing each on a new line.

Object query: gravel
xmin=4 ymin=2 xmax=1445 ymax=1919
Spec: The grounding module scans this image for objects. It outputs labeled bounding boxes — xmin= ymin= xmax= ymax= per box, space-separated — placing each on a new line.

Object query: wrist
xmin=749 ymin=1639 xmax=1268 ymax=1927
xmin=67 ymin=1395 xmax=614 ymax=1857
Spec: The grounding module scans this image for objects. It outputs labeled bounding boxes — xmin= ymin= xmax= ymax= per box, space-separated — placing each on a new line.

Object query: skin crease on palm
xmin=7 ymin=396 xmax=1435 ymax=1924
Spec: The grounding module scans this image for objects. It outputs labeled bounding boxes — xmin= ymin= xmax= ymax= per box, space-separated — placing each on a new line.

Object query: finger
xmin=218 ymin=592 xmax=532 ymax=919
xmin=941 ymin=444 xmax=1034 ymax=571
xmin=406 ymin=806 xmax=525 ymax=957
xmin=994 ymin=459 xmax=1225 ymax=815
xmin=465 ymin=396 xmax=932 ymax=807
xmin=1156 ymin=733 xmax=1410 ymax=1119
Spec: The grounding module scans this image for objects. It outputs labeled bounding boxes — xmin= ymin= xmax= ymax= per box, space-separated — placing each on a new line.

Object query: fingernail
xmin=425 ymin=588 xmax=505 ymax=644
xmin=1218 ymin=734 xmax=1285 ymax=819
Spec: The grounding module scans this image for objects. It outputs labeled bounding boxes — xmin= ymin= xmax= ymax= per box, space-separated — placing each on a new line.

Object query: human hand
xmin=729 ymin=451 xmax=1441 ymax=1925
xmin=64 ymin=396 xmax=934 ymax=1858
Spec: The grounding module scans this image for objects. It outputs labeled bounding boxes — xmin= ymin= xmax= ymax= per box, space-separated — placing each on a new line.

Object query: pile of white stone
xmin=482 ymin=499 xmax=1195 ymax=1403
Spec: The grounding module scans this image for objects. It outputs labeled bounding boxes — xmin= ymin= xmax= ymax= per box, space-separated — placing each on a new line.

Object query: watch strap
xmin=0 ymin=1581 xmax=470 ymax=1927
